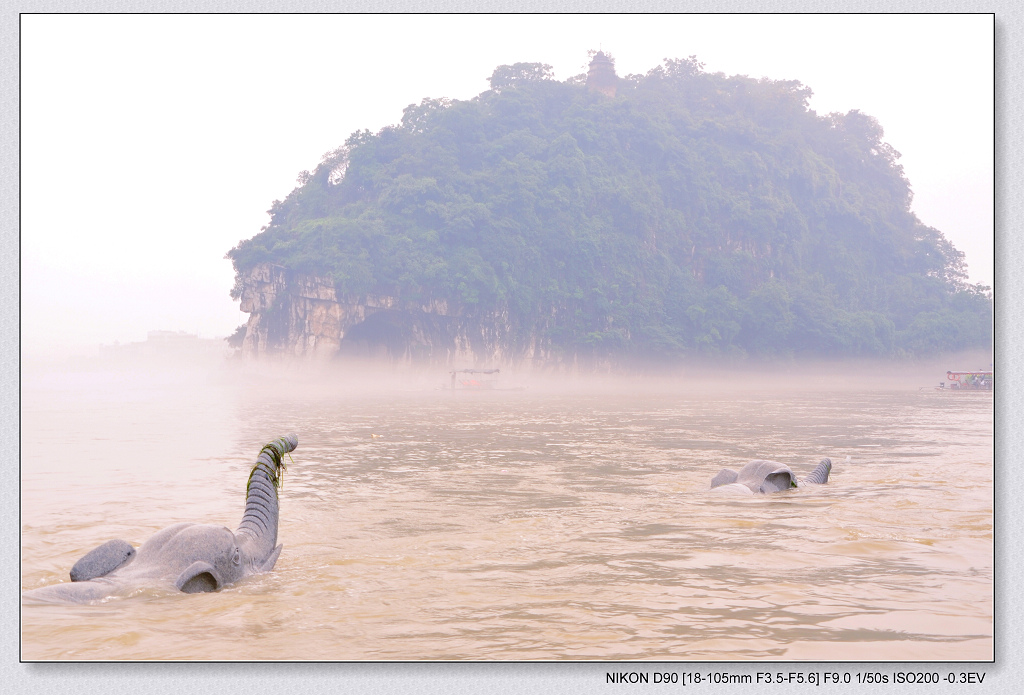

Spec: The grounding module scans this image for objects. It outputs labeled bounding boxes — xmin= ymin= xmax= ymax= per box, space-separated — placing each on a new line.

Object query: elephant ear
xmin=70 ymin=539 xmax=136 ymax=582
xmin=760 ymin=470 xmax=798 ymax=493
xmin=175 ymin=561 xmax=222 ymax=593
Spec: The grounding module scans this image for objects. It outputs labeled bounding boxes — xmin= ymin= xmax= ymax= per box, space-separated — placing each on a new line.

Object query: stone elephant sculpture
xmin=710 ymin=458 xmax=832 ymax=494
xmin=24 ymin=434 xmax=298 ymax=603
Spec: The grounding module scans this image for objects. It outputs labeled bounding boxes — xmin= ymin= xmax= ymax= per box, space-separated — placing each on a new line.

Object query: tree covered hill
xmin=227 ymin=55 xmax=991 ymax=361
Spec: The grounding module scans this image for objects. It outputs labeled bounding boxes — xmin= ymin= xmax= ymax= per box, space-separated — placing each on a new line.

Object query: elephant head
xmin=24 ymin=434 xmax=298 ymax=603
xmin=176 ymin=432 xmax=298 ymax=592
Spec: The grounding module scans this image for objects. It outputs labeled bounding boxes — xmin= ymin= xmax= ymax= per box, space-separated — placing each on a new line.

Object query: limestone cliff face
xmin=237 ymin=263 xmax=554 ymax=365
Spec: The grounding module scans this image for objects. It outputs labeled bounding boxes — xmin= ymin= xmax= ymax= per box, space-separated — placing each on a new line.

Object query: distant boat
xmin=449 ymin=368 xmax=500 ymax=390
xmin=938 ymin=370 xmax=993 ymax=391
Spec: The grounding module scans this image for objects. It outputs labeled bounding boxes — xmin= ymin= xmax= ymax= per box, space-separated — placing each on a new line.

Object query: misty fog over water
xmin=21 ymin=355 xmax=991 ymax=660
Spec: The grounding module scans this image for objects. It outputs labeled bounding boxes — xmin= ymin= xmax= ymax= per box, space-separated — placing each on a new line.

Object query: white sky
xmin=20 ymin=13 xmax=994 ymax=358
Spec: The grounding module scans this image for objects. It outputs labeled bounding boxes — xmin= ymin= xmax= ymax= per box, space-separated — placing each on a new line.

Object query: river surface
xmin=20 ymin=360 xmax=993 ymax=661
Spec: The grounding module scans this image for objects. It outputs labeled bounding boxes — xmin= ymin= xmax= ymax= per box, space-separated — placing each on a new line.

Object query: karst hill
xmin=227 ymin=52 xmax=992 ymax=365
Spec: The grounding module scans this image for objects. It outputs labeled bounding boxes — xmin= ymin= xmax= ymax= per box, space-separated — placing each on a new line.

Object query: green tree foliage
xmin=488 ymin=62 xmax=555 ymax=91
xmin=227 ymin=57 xmax=992 ymax=360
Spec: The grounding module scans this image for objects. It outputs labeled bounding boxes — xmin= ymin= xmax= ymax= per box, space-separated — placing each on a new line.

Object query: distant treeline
xmin=228 ymin=56 xmax=992 ymax=359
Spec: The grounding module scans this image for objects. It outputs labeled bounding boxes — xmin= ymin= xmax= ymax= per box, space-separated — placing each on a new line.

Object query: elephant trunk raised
xmin=235 ymin=434 xmax=297 ymax=574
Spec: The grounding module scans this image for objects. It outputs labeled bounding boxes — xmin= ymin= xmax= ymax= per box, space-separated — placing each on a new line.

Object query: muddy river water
xmin=20 ymin=361 xmax=992 ymax=661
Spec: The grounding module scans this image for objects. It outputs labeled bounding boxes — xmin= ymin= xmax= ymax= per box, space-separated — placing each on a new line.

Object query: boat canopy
xmin=943 ymin=370 xmax=993 ymax=390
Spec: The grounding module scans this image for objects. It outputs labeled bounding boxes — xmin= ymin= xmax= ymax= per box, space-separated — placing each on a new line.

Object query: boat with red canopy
xmin=942 ymin=370 xmax=993 ymax=391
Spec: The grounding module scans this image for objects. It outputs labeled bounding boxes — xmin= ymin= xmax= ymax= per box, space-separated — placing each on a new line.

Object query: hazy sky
xmin=20 ymin=13 xmax=994 ymax=357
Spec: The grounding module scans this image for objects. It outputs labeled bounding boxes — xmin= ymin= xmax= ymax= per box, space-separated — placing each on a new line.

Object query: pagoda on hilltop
xmin=586 ymin=51 xmax=618 ymax=97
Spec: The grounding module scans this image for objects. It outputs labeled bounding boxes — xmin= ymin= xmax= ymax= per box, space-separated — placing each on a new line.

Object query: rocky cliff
xmin=236 ymin=263 xmax=554 ymax=365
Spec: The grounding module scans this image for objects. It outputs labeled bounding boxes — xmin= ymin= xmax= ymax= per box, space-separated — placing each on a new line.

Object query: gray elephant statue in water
xmin=24 ymin=434 xmax=298 ymax=603
xmin=710 ymin=458 xmax=832 ymax=494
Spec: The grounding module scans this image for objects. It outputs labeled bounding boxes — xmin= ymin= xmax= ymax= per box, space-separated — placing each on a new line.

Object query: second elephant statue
xmin=710 ymin=458 xmax=833 ymax=494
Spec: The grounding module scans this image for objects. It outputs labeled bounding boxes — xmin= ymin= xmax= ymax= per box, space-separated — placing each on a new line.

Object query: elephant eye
xmin=232 ymin=550 xmax=240 ymax=565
